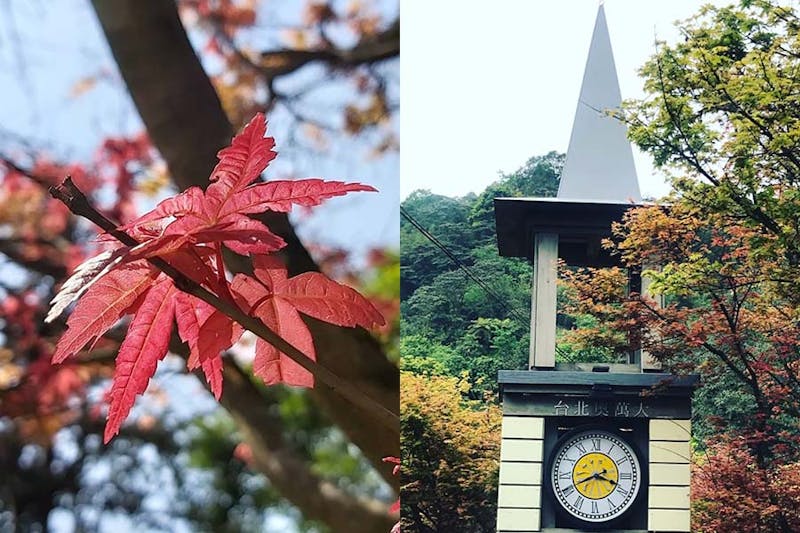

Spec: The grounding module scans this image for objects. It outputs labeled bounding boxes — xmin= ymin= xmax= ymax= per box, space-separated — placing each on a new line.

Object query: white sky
xmin=401 ymin=0 xmax=729 ymax=200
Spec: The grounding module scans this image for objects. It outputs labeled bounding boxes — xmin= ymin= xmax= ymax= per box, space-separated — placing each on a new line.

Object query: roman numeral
xmin=591 ymin=501 xmax=599 ymax=514
xmin=607 ymin=496 xmax=616 ymax=509
xmin=591 ymin=438 xmax=601 ymax=451
xmin=607 ymin=444 xmax=615 ymax=454
xmin=616 ymin=455 xmax=629 ymax=465
xmin=563 ymin=485 xmax=575 ymax=497
xmin=559 ymin=472 xmax=571 ymax=480
xmin=574 ymin=496 xmax=584 ymax=510
xmin=616 ymin=486 xmax=629 ymax=497
xmin=575 ymin=442 xmax=587 ymax=454
xmin=620 ymin=472 xmax=632 ymax=480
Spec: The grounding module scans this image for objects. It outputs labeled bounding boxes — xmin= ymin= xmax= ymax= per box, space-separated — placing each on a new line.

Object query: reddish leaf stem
xmin=50 ymin=177 xmax=399 ymax=434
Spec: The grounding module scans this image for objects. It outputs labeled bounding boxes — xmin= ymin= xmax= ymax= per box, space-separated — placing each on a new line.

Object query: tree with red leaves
xmin=0 ymin=2 xmax=398 ymax=531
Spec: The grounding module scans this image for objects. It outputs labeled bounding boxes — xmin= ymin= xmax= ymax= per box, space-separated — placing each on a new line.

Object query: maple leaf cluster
xmin=692 ymin=439 xmax=800 ymax=532
xmin=47 ymin=113 xmax=384 ymax=443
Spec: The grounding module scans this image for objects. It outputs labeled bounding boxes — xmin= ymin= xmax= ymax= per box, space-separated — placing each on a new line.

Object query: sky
xmin=401 ymin=0 xmax=729 ymax=200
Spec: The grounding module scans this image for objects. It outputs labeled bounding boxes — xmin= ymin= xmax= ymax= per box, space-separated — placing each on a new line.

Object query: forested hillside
xmin=400 ymin=152 xmax=562 ymax=397
xmin=399 ymin=152 xmax=563 ymax=530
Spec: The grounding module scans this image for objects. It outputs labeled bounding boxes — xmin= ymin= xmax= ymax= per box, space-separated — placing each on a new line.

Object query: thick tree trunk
xmin=89 ymin=0 xmax=399 ymax=525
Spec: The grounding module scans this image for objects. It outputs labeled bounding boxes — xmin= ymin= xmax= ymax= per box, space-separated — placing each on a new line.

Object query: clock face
xmin=550 ymin=430 xmax=641 ymax=523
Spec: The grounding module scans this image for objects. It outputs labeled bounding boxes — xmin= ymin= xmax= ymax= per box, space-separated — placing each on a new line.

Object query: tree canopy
xmin=400 ymin=153 xmax=563 ymax=392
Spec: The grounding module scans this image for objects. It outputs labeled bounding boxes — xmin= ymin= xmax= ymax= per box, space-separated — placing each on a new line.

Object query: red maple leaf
xmin=47 ymin=113 xmax=381 ymax=442
xmin=104 ymin=274 xmax=177 ymax=443
xmin=51 ymin=260 xmax=159 ymax=365
xmin=120 ymin=114 xmax=373 ymax=261
xmin=175 ymin=291 xmax=242 ymax=400
xmin=230 ymin=255 xmax=385 ymax=387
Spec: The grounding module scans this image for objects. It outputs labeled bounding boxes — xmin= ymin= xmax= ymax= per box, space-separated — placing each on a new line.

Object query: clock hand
xmin=575 ymin=468 xmax=609 ymax=485
xmin=588 ymin=468 xmax=619 ymax=486
xmin=596 ymin=474 xmax=617 ymax=485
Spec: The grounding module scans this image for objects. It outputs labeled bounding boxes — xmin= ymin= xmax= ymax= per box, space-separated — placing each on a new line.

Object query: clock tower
xmin=493 ymin=4 xmax=697 ymax=532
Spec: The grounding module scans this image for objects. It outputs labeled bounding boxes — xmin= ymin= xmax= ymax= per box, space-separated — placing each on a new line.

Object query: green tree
xmin=402 ymin=271 xmax=471 ymax=343
xmin=618 ymin=0 xmax=800 ymax=453
xmin=399 ymin=334 xmax=457 ymax=376
xmin=400 ymin=372 xmax=501 ymax=532
xmin=400 ymin=191 xmax=476 ymax=298
xmin=401 ymin=153 xmax=561 ymax=300
xmin=400 ymin=155 xmax=559 ymax=398
xmin=454 ymin=318 xmax=530 ymax=396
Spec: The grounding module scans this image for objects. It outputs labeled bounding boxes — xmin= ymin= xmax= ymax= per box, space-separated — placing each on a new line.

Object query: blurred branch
xmin=0 ymin=156 xmax=53 ymax=188
xmin=208 ymin=14 xmax=398 ymax=82
xmin=256 ymin=19 xmax=399 ymax=80
xmin=210 ymin=14 xmax=399 ymax=134
xmin=0 ymin=157 xmax=73 ymax=278
xmin=0 ymin=238 xmax=66 ymax=279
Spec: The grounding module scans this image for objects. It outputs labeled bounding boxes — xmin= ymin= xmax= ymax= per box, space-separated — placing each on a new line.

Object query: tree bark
xmin=89 ymin=0 xmax=399 ymax=520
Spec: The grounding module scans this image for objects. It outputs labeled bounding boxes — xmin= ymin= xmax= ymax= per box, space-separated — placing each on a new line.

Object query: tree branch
xmin=209 ymin=16 xmax=399 ymax=84
xmin=0 ymin=238 xmax=67 ymax=279
xmin=650 ymin=50 xmax=788 ymax=241
xmin=256 ymin=20 xmax=399 ymax=80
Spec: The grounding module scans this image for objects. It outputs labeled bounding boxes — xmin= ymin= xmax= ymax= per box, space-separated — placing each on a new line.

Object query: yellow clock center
xmin=571 ymin=452 xmax=619 ymax=499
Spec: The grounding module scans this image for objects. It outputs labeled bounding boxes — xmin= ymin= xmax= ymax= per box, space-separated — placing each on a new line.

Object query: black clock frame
xmin=543 ymin=419 xmax=649 ymax=531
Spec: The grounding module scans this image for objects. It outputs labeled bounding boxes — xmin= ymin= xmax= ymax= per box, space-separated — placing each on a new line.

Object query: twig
xmin=49 ymin=177 xmax=399 ymax=435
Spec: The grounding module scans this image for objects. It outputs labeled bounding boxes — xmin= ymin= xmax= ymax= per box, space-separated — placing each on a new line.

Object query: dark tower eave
xmin=493 ymin=196 xmax=648 ymax=266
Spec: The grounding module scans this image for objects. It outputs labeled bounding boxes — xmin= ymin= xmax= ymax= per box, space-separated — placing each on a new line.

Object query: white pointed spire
xmin=557 ymin=4 xmax=641 ymax=202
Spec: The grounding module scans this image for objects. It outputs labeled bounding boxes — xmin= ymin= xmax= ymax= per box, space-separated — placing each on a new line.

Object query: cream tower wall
xmin=497 ymin=416 xmax=544 ymax=532
xmin=648 ymin=420 xmax=692 ymax=532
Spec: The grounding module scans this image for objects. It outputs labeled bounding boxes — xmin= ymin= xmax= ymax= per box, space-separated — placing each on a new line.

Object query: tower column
xmin=530 ymin=233 xmax=558 ymax=369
